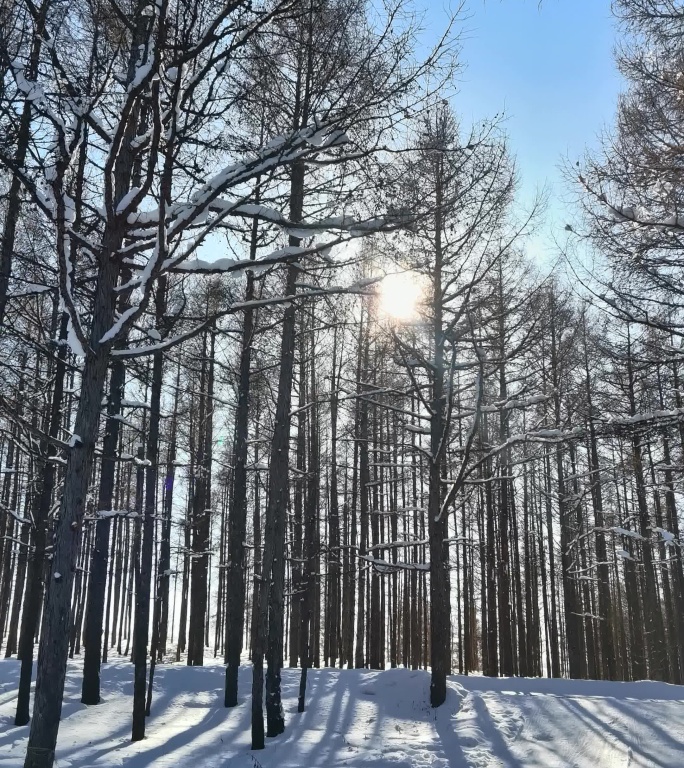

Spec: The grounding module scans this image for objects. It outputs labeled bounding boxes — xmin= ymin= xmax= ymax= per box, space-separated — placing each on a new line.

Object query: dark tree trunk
xmin=626 ymin=329 xmax=666 ymax=680
xmin=81 ymin=358 xmax=126 ymax=704
xmin=354 ymin=321 xmax=370 ymax=670
xmin=15 ymin=309 xmax=69 ymax=723
xmin=24 ymin=255 xmax=120 ymax=768
xmin=133 ymin=319 xmax=164 ymax=737
xmin=325 ymin=328 xmax=341 ymax=667
xmin=428 ymin=162 xmax=451 ymax=706
xmin=188 ymin=333 xmax=209 ymax=666
xmin=224 ymin=214 xmax=258 ymax=705
xmin=483 ymin=416 xmax=498 ymax=677
xmin=251 ymin=264 xmax=298 ymax=748
xmin=158 ymin=359 xmax=181 ymax=660
xmin=583 ymin=315 xmax=616 ymax=680
xmin=0 ymin=1 xmax=48 ymax=328
xmin=298 ymin=347 xmax=319 ymax=711
xmin=543 ymin=450 xmax=561 ymax=678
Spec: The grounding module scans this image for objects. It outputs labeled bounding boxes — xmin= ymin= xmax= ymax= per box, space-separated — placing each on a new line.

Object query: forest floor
xmin=1 ymin=656 xmax=684 ymax=767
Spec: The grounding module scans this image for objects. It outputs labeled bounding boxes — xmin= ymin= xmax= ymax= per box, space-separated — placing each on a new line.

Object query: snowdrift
xmin=2 ymin=659 xmax=683 ymax=767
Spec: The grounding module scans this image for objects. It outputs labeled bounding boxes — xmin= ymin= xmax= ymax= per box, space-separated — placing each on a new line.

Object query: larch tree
xmin=1 ymin=1 xmax=417 ymax=765
xmin=382 ymin=101 xmax=536 ymax=704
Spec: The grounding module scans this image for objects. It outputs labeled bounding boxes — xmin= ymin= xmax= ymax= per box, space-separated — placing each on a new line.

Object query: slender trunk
xmin=625 ymin=330 xmax=666 ymax=680
xmin=251 ymin=263 xmax=298 ymax=747
xmin=428 ymin=157 xmax=450 ymax=705
xmin=582 ymin=315 xmax=616 ymax=680
xmin=158 ymin=359 xmax=181 ymax=659
xmin=354 ymin=320 xmax=370 ymax=669
xmin=543 ymin=450 xmax=561 ymax=677
xmin=0 ymin=2 xmax=48 ymax=327
xmin=15 ymin=313 xmax=68 ymax=725
xmin=133 ymin=317 xmax=164 ymax=735
xmin=24 ymin=254 xmax=120 ymax=768
xmin=298 ymin=347 xmax=318 ymax=711
xmin=81 ymin=359 xmax=126 ymax=704
xmin=24 ymin=13 xmax=151 ymax=757
xmin=326 ymin=328 xmax=341 ymax=667
xmin=289 ymin=325 xmax=307 ymax=668
xmin=224 ymin=212 xmax=259 ymax=705
xmin=496 ymin=272 xmax=513 ymax=676
xmin=483 ymin=416 xmax=498 ymax=677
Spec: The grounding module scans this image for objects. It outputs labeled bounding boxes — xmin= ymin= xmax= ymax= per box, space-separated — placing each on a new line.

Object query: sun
xmin=378 ymin=271 xmax=423 ymax=322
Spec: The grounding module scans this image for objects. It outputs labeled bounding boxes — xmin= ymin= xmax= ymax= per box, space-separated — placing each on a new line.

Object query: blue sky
xmin=426 ymin=0 xmax=623 ymax=262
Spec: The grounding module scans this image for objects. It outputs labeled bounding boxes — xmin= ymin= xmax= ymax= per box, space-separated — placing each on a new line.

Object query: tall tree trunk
xmin=188 ymin=332 xmax=209 ymax=666
xmin=326 ymin=327 xmax=341 ymax=667
xmin=24 ymin=254 xmax=121 ymax=768
xmin=289 ymin=324 xmax=307 ymax=669
xmin=298 ymin=345 xmax=319 ymax=711
xmin=582 ymin=315 xmax=616 ymax=680
xmin=0 ymin=1 xmax=48 ymax=327
xmin=482 ymin=415 xmax=498 ymax=677
xmin=15 ymin=312 xmax=68 ymax=725
xmin=158 ymin=359 xmax=181 ymax=660
xmin=132 ymin=306 xmax=165 ymax=738
xmin=625 ymin=330 xmax=666 ymax=680
xmin=252 ymin=156 xmax=305 ymax=746
xmin=543 ymin=450 xmax=561 ymax=678
xmin=251 ymin=265 xmax=298 ymax=748
xmin=354 ymin=319 xmax=370 ymax=669
xmin=81 ymin=358 xmax=126 ymax=704
xmin=224 ymin=208 xmax=259 ymax=705
xmin=428 ymin=159 xmax=451 ymax=706
xmin=496 ymin=269 xmax=513 ymax=677
xmin=24 ymin=11 xmax=150 ymax=755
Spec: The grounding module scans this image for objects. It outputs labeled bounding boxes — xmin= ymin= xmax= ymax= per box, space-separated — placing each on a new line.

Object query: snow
xmin=101 ymin=306 xmax=139 ymax=344
xmin=248 ymin=461 xmax=269 ymax=470
xmin=115 ymin=187 xmax=142 ymax=214
xmin=609 ymin=526 xmax=645 ymax=541
xmin=86 ymin=510 xmax=137 ymax=520
xmin=9 ymin=283 xmax=51 ymax=298
xmin=404 ymin=424 xmax=430 ymax=434
xmin=360 ymin=555 xmax=429 ymax=572
xmin=11 ymin=61 xmax=47 ymax=105
xmin=173 ymin=256 xmax=238 ymax=272
xmin=2 ymin=659 xmax=684 ymax=767
xmin=172 ymin=246 xmax=307 ymax=275
xmin=654 ymin=527 xmax=677 ymax=546
xmin=128 ymin=59 xmax=154 ymax=92
xmin=66 ymin=315 xmax=86 ymax=358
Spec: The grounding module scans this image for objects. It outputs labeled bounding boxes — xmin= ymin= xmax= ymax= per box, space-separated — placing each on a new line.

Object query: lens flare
xmin=378 ymin=272 xmax=423 ymax=321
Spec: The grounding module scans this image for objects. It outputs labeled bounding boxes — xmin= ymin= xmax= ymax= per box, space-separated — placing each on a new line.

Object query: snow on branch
xmin=84 ymin=509 xmax=139 ymax=521
xmin=113 ymin=280 xmax=376 ymax=359
xmin=359 ymin=554 xmax=430 ymax=573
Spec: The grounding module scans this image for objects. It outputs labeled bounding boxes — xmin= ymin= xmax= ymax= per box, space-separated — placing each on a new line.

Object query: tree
xmin=2 ymin=2 xmax=404 ymax=764
xmin=383 ymin=101 xmax=529 ymax=703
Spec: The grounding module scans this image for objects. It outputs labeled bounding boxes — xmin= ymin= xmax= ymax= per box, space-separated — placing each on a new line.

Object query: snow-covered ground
xmin=1 ymin=657 xmax=683 ymax=767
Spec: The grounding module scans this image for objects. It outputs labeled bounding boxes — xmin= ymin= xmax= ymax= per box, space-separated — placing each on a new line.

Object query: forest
xmin=1 ymin=1 xmax=684 ymax=767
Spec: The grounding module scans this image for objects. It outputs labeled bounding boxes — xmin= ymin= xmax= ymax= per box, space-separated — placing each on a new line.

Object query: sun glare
xmin=378 ymin=271 xmax=423 ymax=322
